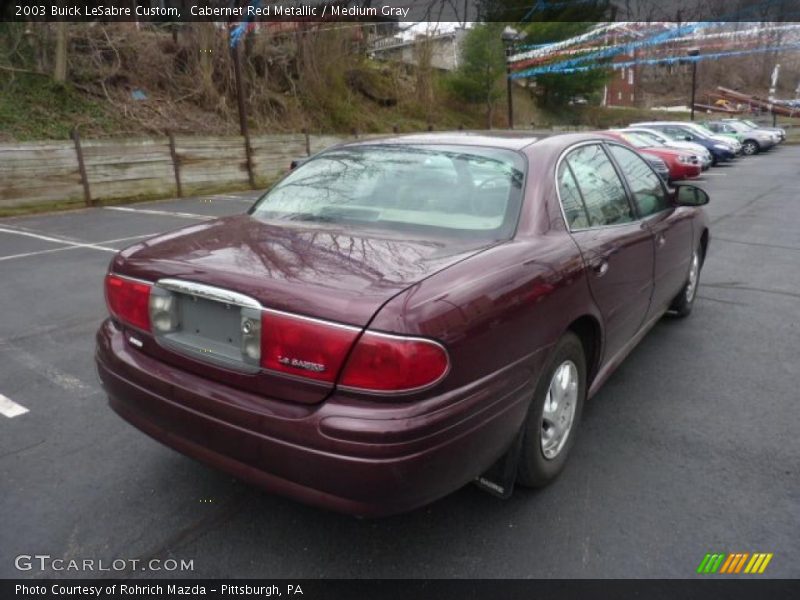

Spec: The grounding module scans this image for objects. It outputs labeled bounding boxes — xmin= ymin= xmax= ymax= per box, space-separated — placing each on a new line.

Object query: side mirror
xmin=683 ymin=135 xmax=693 ymax=141
xmin=673 ymin=184 xmax=709 ymax=207
xmin=289 ymin=158 xmax=308 ymax=170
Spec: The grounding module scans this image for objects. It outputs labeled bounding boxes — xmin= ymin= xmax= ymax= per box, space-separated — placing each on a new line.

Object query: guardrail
xmin=0 ymin=126 xmax=609 ymax=211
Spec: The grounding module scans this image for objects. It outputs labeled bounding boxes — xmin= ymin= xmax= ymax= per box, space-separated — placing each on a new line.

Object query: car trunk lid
xmin=110 ymin=215 xmax=491 ymax=404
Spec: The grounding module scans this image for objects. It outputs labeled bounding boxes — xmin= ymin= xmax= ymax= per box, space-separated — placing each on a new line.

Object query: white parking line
xmin=0 ymin=232 xmax=159 ymax=262
xmin=0 ymin=341 xmax=93 ymax=393
xmin=0 ymin=393 xmax=29 ymax=418
xmin=0 ymin=227 xmax=117 ymax=253
xmin=211 ymin=194 xmax=257 ymax=201
xmin=104 ymin=206 xmax=212 ymax=220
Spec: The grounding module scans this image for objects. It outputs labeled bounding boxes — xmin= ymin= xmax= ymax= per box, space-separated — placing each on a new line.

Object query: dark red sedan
xmin=604 ymin=130 xmax=702 ymax=181
xmin=96 ymin=133 xmax=710 ymax=516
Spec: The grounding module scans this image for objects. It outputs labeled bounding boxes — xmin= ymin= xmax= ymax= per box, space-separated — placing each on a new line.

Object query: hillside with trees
xmin=0 ymin=22 xmax=520 ymax=142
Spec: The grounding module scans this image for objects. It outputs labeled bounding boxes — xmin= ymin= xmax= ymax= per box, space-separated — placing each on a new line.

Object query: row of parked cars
xmin=603 ymin=118 xmax=785 ymax=182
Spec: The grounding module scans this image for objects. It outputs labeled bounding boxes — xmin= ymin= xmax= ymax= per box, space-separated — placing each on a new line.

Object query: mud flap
xmin=473 ymin=429 xmax=525 ymax=499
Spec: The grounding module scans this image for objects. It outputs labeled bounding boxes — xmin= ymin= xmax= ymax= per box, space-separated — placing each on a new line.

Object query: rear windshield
xmin=616 ymin=132 xmax=651 ymax=148
xmin=251 ymin=144 xmax=526 ymax=241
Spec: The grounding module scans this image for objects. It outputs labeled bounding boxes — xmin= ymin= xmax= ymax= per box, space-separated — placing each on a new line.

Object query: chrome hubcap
xmin=685 ymin=251 xmax=700 ymax=302
xmin=541 ymin=360 xmax=579 ymax=460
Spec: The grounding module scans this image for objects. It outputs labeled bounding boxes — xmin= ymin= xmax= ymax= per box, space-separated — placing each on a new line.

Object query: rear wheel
xmin=742 ymin=140 xmax=759 ymax=155
xmin=670 ymin=247 xmax=702 ymax=317
xmin=517 ymin=332 xmax=586 ymax=488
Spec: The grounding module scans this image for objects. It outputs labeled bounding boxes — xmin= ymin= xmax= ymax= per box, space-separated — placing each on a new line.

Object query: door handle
xmin=656 ymin=233 xmax=666 ymax=248
xmin=591 ymin=259 xmax=609 ymax=277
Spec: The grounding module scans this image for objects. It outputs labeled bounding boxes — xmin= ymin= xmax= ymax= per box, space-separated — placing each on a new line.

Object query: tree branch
xmin=0 ymin=64 xmax=49 ymax=76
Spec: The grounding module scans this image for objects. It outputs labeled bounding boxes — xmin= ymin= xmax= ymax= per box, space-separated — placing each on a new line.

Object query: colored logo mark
xmin=697 ymin=552 xmax=773 ymax=574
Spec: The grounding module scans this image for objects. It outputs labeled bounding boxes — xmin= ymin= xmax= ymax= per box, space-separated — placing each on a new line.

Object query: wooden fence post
xmin=303 ymin=128 xmax=311 ymax=156
xmin=166 ymin=130 xmax=183 ymax=198
xmin=71 ymin=127 xmax=92 ymax=207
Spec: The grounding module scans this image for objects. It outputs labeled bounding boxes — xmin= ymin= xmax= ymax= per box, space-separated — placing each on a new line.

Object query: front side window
xmin=608 ymin=144 xmax=669 ymax=217
xmin=565 ymin=144 xmax=634 ymax=227
xmin=251 ymin=144 xmax=526 ymax=241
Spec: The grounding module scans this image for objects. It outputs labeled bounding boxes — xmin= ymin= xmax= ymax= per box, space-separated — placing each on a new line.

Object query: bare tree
xmin=54 ymin=23 xmax=67 ymax=82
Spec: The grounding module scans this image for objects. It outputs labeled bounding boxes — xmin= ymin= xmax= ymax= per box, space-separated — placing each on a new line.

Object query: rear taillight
xmin=260 ymin=311 xmax=359 ymax=383
xmin=339 ymin=332 xmax=449 ymax=393
xmin=259 ymin=311 xmax=449 ymax=393
xmin=105 ymin=274 xmax=151 ymax=331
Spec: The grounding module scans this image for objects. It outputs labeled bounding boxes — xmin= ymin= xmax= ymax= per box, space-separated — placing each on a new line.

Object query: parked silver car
xmin=704 ymin=120 xmax=777 ymax=155
xmin=721 ymin=118 xmax=785 ymax=145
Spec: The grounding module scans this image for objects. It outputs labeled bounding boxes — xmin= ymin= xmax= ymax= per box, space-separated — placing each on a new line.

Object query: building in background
xmin=369 ymin=28 xmax=467 ymax=71
xmin=603 ymin=51 xmax=638 ymax=107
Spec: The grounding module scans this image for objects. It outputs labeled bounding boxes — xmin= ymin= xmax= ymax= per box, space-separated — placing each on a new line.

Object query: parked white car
xmin=624 ymin=127 xmax=713 ymax=170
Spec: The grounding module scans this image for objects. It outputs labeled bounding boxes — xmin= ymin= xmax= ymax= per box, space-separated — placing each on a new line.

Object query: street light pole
xmin=505 ymin=44 xmax=514 ymax=130
xmin=688 ymin=47 xmax=699 ymax=121
xmin=501 ymin=26 xmax=522 ymax=131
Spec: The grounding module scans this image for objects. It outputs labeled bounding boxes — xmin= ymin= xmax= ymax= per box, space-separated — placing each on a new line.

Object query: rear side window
xmin=557 ymin=162 xmax=590 ymax=229
xmin=564 ymin=144 xmax=634 ymax=227
xmin=665 ymin=126 xmax=693 ymax=140
xmin=607 ymin=144 xmax=669 ymax=217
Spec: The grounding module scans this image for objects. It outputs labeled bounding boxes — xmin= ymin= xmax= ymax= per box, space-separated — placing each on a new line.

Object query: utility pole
xmin=231 ymin=38 xmax=256 ymax=188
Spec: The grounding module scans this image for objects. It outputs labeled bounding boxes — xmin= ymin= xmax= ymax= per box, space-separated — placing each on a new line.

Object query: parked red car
xmin=96 ymin=133 xmax=710 ymax=516
xmin=603 ymin=130 xmax=702 ymax=181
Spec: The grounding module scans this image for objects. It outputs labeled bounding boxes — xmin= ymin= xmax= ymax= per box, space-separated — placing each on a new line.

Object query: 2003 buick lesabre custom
xmin=96 ymin=132 xmax=710 ymax=516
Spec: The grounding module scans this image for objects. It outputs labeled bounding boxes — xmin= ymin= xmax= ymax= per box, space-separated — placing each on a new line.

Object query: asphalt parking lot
xmin=0 ymin=147 xmax=798 ymax=579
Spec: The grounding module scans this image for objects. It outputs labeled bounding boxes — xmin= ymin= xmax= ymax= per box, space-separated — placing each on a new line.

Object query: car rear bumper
xmin=95 ymin=320 xmax=538 ymax=516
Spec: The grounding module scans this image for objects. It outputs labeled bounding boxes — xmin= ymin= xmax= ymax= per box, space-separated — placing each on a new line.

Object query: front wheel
xmin=742 ymin=140 xmax=759 ymax=155
xmin=517 ymin=332 xmax=586 ymax=488
xmin=670 ymin=248 xmax=702 ymax=317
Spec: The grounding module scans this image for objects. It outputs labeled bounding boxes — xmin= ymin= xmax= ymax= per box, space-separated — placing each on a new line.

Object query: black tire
xmin=517 ymin=332 xmax=586 ymax=488
xmin=670 ymin=246 xmax=702 ymax=317
xmin=710 ymin=154 xmax=718 ymax=167
xmin=742 ymin=140 xmax=759 ymax=155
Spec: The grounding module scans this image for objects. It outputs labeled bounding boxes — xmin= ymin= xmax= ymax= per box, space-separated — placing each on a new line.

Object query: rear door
xmin=558 ymin=143 xmax=655 ymax=362
xmin=606 ymin=143 xmax=694 ymax=316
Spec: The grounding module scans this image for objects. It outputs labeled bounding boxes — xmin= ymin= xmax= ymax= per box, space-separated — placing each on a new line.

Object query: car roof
xmin=632 ymin=121 xmax=693 ymax=127
xmin=338 ymin=131 xmax=542 ymax=151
